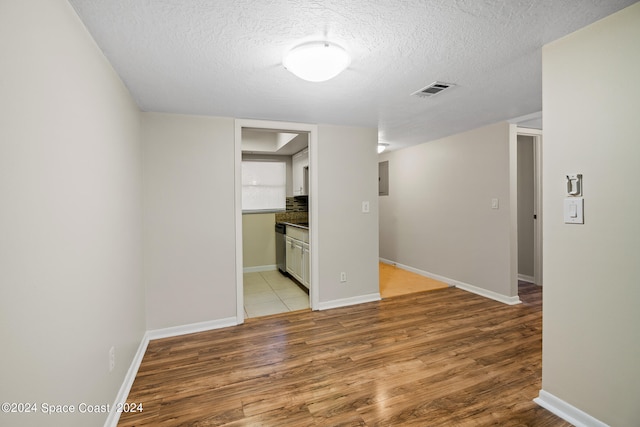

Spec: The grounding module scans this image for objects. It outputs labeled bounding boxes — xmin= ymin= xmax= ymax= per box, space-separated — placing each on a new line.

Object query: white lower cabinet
xmin=285 ymin=227 xmax=310 ymax=289
xmin=302 ymin=243 xmax=309 ymax=288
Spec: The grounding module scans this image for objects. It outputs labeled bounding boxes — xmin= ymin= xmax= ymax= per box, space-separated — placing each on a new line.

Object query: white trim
xmin=243 ymin=264 xmax=277 ymax=273
xmin=533 ymin=132 xmax=543 ymax=287
xmin=509 ymin=124 xmax=520 ymax=299
xmin=380 ymin=257 xmax=521 ymax=305
xmin=234 ymin=121 xmax=244 ymax=324
xmin=146 ymin=317 xmax=238 ymax=341
xmin=518 ymin=274 xmax=535 ymax=283
xmin=516 ymin=127 xmax=543 ymax=287
xmin=104 ymin=335 xmax=149 ymax=427
xmin=516 ymin=127 xmax=543 ymax=136
xmin=308 ymin=125 xmax=319 ymax=311
xmin=317 ymin=293 xmax=381 ymax=311
xmin=534 ymin=390 xmax=610 ymax=427
xmin=453 ymin=279 xmax=521 ymax=305
xmin=235 ymin=119 xmax=319 ymax=318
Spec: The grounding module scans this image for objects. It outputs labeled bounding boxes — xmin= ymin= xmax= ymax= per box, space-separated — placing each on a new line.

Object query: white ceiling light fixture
xmin=283 ymin=41 xmax=350 ymax=82
xmin=378 ymin=143 xmax=389 ymax=154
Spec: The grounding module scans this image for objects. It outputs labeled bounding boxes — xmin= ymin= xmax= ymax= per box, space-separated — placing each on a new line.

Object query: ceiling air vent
xmin=411 ymin=81 xmax=455 ymax=98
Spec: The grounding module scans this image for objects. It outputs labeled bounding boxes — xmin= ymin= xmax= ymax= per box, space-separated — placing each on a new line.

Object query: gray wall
xmin=0 ymin=1 xmax=144 ymax=426
xmin=379 ymin=122 xmax=515 ymax=299
xmin=317 ymin=125 xmax=380 ymax=305
xmin=142 ymin=117 xmax=380 ymax=323
xmin=541 ymin=3 xmax=640 ymax=425
xmin=517 ymin=135 xmax=535 ymax=279
xmin=142 ymin=113 xmax=237 ymax=330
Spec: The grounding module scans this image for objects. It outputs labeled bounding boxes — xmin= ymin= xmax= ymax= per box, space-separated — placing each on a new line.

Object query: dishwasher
xmin=275 ymin=222 xmax=287 ymax=274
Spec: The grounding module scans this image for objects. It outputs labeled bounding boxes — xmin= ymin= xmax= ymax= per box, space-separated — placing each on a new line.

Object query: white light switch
xmin=491 ymin=198 xmax=499 ymax=209
xmin=564 ymin=198 xmax=584 ymax=224
xmin=362 ymin=201 xmax=370 ymax=213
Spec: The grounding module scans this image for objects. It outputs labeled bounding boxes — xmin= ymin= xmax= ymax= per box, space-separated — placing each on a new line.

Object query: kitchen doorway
xmin=234 ymin=119 xmax=319 ymax=324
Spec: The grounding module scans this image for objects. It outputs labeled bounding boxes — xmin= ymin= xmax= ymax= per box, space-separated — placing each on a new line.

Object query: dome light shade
xmin=283 ymin=42 xmax=350 ymax=82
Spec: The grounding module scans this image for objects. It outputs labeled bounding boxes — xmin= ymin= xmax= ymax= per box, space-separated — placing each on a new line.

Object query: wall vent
xmin=411 ymin=81 xmax=455 ymax=98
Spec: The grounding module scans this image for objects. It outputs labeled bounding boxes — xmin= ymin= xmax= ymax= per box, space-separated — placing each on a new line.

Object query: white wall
xmin=540 ymin=3 xmax=640 ymax=426
xmin=142 ymin=113 xmax=236 ymax=330
xmin=0 ymin=1 xmax=144 ymax=426
xmin=316 ymin=125 xmax=380 ymax=306
xmin=379 ymin=122 xmax=516 ymax=300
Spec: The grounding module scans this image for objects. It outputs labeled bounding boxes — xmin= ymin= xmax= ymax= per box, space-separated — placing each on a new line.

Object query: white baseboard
xmin=534 ymin=390 xmax=610 ymax=427
xmin=146 ymin=317 xmax=238 ymax=340
xmin=379 ymin=257 xmax=521 ymax=305
xmin=317 ymin=293 xmax=381 ymax=311
xmin=518 ymin=273 xmax=535 ymax=283
xmin=104 ymin=317 xmax=238 ymax=427
xmin=454 ymin=280 xmax=521 ymax=305
xmin=104 ymin=334 xmax=149 ymax=427
xmin=243 ymin=264 xmax=277 ymax=273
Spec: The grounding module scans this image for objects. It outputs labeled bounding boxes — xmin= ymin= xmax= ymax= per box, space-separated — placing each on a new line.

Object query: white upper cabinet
xmin=292 ymin=148 xmax=309 ymax=196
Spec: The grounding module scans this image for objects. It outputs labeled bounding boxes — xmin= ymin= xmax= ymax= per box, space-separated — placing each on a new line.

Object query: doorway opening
xmin=515 ymin=127 xmax=543 ymax=289
xmin=234 ymin=120 xmax=319 ymax=324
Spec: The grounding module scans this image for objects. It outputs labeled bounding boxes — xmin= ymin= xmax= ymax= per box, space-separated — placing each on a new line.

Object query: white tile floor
xmin=243 ymin=270 xmax=310 ymax=318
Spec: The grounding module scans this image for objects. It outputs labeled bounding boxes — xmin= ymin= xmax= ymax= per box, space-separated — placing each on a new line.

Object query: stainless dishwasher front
xmin=275 ymin=222 xmax=286 ymax=274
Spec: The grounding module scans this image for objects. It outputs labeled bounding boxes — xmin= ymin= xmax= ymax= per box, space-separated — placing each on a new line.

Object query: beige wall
xmin=142 ymin=113 xmax=236 ymax=329
xmin=316 ymin=125 xmax=380 ymax=305
xmin=541 ymin=3 xmax=640 ymax=425
xmin=242 ymin=213 xmax=276 ymax=268
xmin=0 ymin=1 xmax=144 ymax=426
xmin=517 ymin=135 xmax=535 ymax=278
xmin=379 ymin=122 xmax=515 ymax=299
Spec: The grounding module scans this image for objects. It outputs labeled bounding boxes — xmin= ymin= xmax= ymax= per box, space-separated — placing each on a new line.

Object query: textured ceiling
xmin=68 ymin=0 xmax=636 ymax=151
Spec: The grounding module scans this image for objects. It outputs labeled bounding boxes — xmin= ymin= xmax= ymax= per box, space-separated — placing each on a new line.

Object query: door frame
xmin=511 ymin=125 xmax=543 ymax=287
xmin=234 ymin=119 xmax=319 ymax=324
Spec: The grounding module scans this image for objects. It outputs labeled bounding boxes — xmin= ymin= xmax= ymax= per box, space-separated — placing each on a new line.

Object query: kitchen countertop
xmin=279 ymin=221 xmax=309 ymax=230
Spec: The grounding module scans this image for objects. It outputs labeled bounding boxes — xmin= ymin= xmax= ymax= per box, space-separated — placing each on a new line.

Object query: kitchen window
xmin=241 ymin=160 xmax=286 ymax=212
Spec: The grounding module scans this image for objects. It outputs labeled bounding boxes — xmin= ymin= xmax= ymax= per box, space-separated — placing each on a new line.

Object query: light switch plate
xmin=564 ymin=198 xmax=584 ymax=224
xmin=362 ymin=201 xmax=370 ymax=213
xmin=491 ymin=198 xmax=499 ymax=209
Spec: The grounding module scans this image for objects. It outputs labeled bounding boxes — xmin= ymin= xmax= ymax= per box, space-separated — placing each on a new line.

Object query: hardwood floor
xmin=379 ymin=262 xmax=449 ymax=298
xmin=118 ymin=283 xmax=570 ymax=426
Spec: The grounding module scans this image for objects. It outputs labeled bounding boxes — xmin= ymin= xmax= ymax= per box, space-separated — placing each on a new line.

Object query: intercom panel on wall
xmin=564 ymin=173 xmax=584 ymax=224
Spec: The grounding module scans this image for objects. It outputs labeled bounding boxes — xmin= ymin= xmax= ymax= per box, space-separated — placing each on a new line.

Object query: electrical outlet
xmin=340 ymin=272 xmax=347 ymax=282
xmin=109 ymin=346 xmax=115 ymax=372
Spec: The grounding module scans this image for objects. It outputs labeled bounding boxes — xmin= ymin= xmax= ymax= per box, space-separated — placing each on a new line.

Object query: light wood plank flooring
xmin=118 ymin=283 xmax=569 ymax=426
xmin=379 ymin=262 xmax=449 ymax=298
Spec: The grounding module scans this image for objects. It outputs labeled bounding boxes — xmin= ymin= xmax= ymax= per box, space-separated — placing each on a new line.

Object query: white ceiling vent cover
xmin=412 ymin=81 xmax=456 ymax=98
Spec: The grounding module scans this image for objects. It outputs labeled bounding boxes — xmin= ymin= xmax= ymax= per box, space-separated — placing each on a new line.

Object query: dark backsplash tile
xmin=285 ymin=196 xmax=308 ymax=212
xmin=276 ymin=196 xmax=308 ymax=224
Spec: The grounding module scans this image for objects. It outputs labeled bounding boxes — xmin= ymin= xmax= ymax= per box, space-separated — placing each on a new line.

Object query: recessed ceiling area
xmin=67 ymin=0 xmax=636 ymax=151
xmin=242 ymin=129 xmax=308 ymax=156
